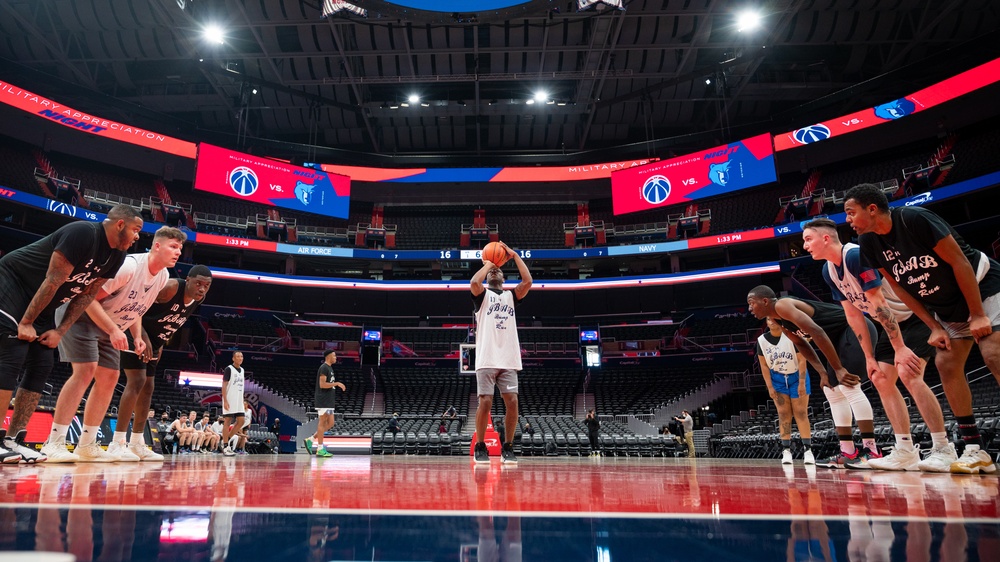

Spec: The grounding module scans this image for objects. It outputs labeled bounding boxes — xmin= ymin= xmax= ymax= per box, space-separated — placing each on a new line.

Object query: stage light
xmin=533 ymin=91 xmax=549 ymax=103
xmin=736 ymin=10 xmax=762 ymax=32
xmin=203 ymin=24 xmax=225 ymax=45
xmin=407 ymin=94 xmax=419 ymax=103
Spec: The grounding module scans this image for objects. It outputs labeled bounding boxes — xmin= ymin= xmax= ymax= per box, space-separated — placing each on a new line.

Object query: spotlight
xmin=705 ymin=78 xmax=712 ymax=85
xmin=533 ymin=91 xmax=548 ymax=103
xmin=203 ymin=24 xmax=225 ymax=45
xmin=400 ymin=102 xmax=409 ymax=107
xmin=526 ymin=99 xmax=535 ymax=105
xmin=251 ymin=88 xmax=258 ymax=95
xmin=407 ymin=94 xmax=420 ymax=103
xmin=420 ymin=102 xmax=430 ymax=107
xmin=736 ymin=10 xmax=762 ymax=32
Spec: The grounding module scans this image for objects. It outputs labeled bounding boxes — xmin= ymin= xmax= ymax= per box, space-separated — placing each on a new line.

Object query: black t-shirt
xmin=585 ymin=417 xmax=600 ymax=433
xmin=776 ymin=296 xmax=849 ymax=341
xmin=0 ymin=221 xmax=126 ymax=331
xmin=134 ymin=279 xmax=204 ymax=349
xmin=314 ymin=363 xmax=336 ymax=408
xmin=858 ymin=206 xmax=1000 ymax=322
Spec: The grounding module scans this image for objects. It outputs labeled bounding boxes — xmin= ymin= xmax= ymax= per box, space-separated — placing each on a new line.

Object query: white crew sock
xmin=48 ymin=423 xmax=69 ymax=444
xmin=931 ymin=432 xmax=949 ymax=449
xmin=78 ymin=425 xmax=101 ymax=446
xmin=894 ymin=434 xmax=914 ymax=452
xmin=113 ymin=431 xmax=128 ymax=444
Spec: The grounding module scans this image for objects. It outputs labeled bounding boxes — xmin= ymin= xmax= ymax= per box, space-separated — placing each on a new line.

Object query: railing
xmin=193 ymin=212 xmax=249 ymax=228
xmin=83 ymin=189 xmax=143 ymax=209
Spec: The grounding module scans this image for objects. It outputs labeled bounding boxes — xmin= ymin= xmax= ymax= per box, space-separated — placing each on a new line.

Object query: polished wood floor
xmin=1 ymin=455 xmax=998 ymax=561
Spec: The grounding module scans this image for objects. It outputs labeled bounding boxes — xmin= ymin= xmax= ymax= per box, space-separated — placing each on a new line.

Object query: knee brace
xmin=823 ymin=386 xmax=854 ymax=427
xmin=840 ymin=383 xmax=874 ymax=421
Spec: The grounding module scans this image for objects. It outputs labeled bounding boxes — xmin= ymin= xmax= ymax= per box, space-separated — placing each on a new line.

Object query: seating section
xmin=381 ymin=366 xmax=473 ymax=416
xmin=250 ymin=364 xmax=368 ymax=413
xmin=0 ymin=136 xmax=48 ymax=196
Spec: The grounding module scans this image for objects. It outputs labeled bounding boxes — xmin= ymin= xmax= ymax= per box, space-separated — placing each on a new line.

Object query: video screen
xmin=362 ymin=329 xmax=382 ymax=342
xmin=579 ymin=327 xmax=600 ymax=342
xmin=459 ymin=344 xmax=476 ymax=374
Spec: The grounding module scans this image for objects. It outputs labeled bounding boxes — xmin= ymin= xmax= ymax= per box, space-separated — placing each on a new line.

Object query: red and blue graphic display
xmin=610 ymin=134 xmax=776 ymax=216
xmin=775 ymin=57 xmax=1000 ymax=151
xmin=194 ymin=144 xmax=350 ymax=219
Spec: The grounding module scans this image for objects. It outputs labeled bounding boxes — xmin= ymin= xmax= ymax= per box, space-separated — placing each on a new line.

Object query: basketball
xmin=481 ymin=241 xmax=510 ymax=267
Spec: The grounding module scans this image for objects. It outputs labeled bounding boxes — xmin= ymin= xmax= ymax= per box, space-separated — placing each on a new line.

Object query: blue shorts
xmin=770 ymin=370 xmax=810 ymax=399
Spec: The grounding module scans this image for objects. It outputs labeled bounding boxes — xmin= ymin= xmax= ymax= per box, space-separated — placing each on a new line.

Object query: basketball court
xmin=1 ymin=456 xmax=998 ymax=560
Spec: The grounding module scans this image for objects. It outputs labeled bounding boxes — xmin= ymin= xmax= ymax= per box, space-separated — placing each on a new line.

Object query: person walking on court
xmin=220 ymin=351 xmax=246 ymax=457
xmin=0 ymin=204 xmax=137 ymax=463
xmin=470 ymin=242 xmax=532 ymax=464
xmin=584 ymin=409 xmax=601 ymax=457
xmin=306 ymin=350 xmax=345 ymax=458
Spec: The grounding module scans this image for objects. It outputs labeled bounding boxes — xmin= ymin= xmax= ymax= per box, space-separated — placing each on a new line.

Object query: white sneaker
xmin=40 ymin=441 xmax=79 ymax=463
xmin=75 ymin=442 xmax=117 ymax=463
xmin=4 ymin=430 xmax=47 ymax=463
xmin=781 ymin=449 xmax=793 ymax=464
xmin=223 ymin=446 xmax=236 ymax=457
xmin=129 ymin=443 xmax=164 ymax=462
xmin=950 ymin=444 xmax=997 ymax=475
xmin=107 ymin=440 xmax=140 ymax=462
xmin=803 ymin=450 xmax=816 ymax=465
xmin=868 ymin=446 xmax=920 ymax=471
xmin=918 ymin=443 xmax=959 ymax=473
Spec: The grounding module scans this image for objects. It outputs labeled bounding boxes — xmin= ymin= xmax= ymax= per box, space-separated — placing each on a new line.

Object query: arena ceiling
xmin=0 ymin=0 xmax=998 ymax=165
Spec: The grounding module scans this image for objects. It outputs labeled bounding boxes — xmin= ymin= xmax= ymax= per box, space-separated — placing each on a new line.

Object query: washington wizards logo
xmin=228 ymin=166 xmax=259 ymax=197
xmin=641 ymin=175 xmax=671 ymax=205
xmin=48 ymin=200 xmax=77 ymax=217
xmin=792 ymin=124 xmax=831 ymax=145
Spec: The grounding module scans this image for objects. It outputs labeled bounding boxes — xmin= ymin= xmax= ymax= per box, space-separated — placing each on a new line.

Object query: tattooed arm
xmin=35 ymin=277 xmax=107 ymax=348
xmin=18 ymin=250 xmax=75 ymax=341
xmin=865 ymin=286 xmax=923 ymax=379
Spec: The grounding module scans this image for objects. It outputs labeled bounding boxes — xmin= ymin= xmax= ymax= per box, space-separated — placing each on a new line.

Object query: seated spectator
xmin=523 ymin=422 xmax=535 ymax=436
xmin=157 ymin=412 xmax=176 ymax=454
xmin=172 ymin=412 xmax=197 ymax=454
xmin=388 ymin=413 xmax=400 ymax=435
xmin=438 ymin=420 xmax=448 ymax=434
xmin=195 ymin=413 xmax=220 ymax=453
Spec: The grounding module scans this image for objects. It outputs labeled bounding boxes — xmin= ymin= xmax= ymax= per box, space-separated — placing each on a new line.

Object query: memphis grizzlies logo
xmin=708 ymin=161 xmax=731 ymax=186
xmin=228 ymin=166 xmax=259 ymax=197
xmin=294 ymin=181 xmax=315 ymax=206
xmin=48 ymin=200 xmax=77 ymax=217
xmin=792 ymin=124 xmax=832 ymax=145
xmin=873 ymin=98 xmax=916 ymax=120
xmin=641 ymin=175 xmax=671 ymax=205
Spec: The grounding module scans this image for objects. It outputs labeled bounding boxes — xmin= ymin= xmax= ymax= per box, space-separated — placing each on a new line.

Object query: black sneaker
xmin=501 ymin=442 xmax=517 ymax=464
xmin=5 ymin=429 xmax=47 ymax=463
xmin=474 ymin=442 xmax=490 ymax=463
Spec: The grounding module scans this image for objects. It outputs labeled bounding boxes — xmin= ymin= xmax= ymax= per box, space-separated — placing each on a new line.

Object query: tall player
xmin=470 ymin=242 xmax=532 ymax=464
xmin=306 ymin=350 xmax=346 ymax=458
xmin=220 ymin=351 xmax=246 ymax=457
xmin=845 ymin=182 xmax=1000 ymax=474
xmin=0 ymin=205 xmax=138 ymax=463
xmin=747 ymin=286 xmax=882 ymax=469
xmin=802 ymin=218 xmax=957 ymax=471
xmin=108 ymin=265 xmax=213 ymax=462
xmin=41 ymin=226 xmax=184 ymax=462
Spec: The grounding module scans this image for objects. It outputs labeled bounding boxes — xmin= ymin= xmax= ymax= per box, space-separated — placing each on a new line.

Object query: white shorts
xmin=936 ymin=292 xmax=1000 ymax=339
xmin=316 ymin=408 xmax=335 ymax=416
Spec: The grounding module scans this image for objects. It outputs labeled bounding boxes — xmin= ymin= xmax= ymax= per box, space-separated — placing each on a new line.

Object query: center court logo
xmin=641 ymin=175 xmax=671 ymax=205
xmin=228 ymin=166 xmax=259 ymax=197
xmin=47 ymin=200 xmax=77 ymax=217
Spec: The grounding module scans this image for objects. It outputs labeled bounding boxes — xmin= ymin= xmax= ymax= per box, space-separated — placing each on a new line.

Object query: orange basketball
xmin=481 ymin=241 xmax=510 ymax=267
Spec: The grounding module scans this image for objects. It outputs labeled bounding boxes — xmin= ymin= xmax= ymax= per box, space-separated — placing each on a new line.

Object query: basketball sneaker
xmin=3 ymin=430 xmax=47 ymax=463
xmin=868 ymin=446 xmax=919 ymax=471
xmin=917 ymin=443 xmax=958 ymax=473
xmin=316 ymin=448 xmax=332 ymax=458
xmin=129 ymin=443 xmax=165 ymax=462
xmin=803 ymin=450 xmax=815 ymax=465
xmin=473 ymin=442 xmax=490 ymax=463
xmin=950 ymin=444 xmax=997 ymax=475
xmin=223 ymin=446 xmax=236 ymax=457
xmin=76 ymin=442 xmax=117 ymax=463
xmin=781 ymin=449 xmax=793 ymax=465
xmin=816 ymin=449 xmax=858 ymax=469
xmin=0 ymin=444 xmax=20 ymax=464
xmin=501 ymin=442 xmax=517 ymax=464
xmin=845 ymin=447 xmax=881 ymax=470
xmin=107 ymin=440 xmax=140 ymax=462
xmin=303 ymin=438 xmax=314 ymax=455
xmin=40 ymin=440 xmax=79 ymax=463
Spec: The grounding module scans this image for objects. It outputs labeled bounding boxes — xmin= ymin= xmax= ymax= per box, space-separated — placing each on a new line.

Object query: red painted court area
xmin=1 ymin=457 xmax=998 ymax=561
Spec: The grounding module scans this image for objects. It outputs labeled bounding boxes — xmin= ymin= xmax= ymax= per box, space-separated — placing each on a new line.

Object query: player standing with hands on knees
xmin=470 ymin=242 xmax=531 ymax=464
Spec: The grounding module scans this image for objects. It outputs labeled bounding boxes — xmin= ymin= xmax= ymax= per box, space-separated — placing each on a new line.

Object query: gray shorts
xmin=477 ymin=368 xmax=518 ymax=396
xmin=936 ymin=292 xmax=1000 ymax=339
xmin=56 ymin=314 xmax=120 ymax=370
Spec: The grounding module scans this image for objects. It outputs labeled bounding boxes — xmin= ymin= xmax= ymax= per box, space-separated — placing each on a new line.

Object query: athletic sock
xmin=956 ymin=415 xmax=984 ymax=448
xmin=930 ymin=432 xmax=949 ymax=450
xmin=113 ymin=431 xmax=127 ymax=444
xmin=861 ymin=432 xmax=877 ymax=453
xmin=801 ymin=438 xmax=812 ymax=451
xmin=839 ymin=434 xmax=856 ymax=456
xmin=130 ymin=433 xmax=146 ymax=446
xmin=781 ymin=439 xmax=791 ymax=450
xmin=48 ymin=423 xmax=69 ymax=443
xmin=79 ymin=425 xmax=101 ymax=447
xmin=894 ymin=434 xmax=914 ymax=452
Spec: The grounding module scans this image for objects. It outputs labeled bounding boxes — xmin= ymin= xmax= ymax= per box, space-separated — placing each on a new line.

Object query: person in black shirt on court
xmin=845 ymin=183 xmax=1000 ymax=474
xmin=0 ymin=205 xmax=137 ymax=463
xmin=305 ymin=350 xmax=345 ymax=458
xmin=584 ymin=409 xmax=601 ymax=457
